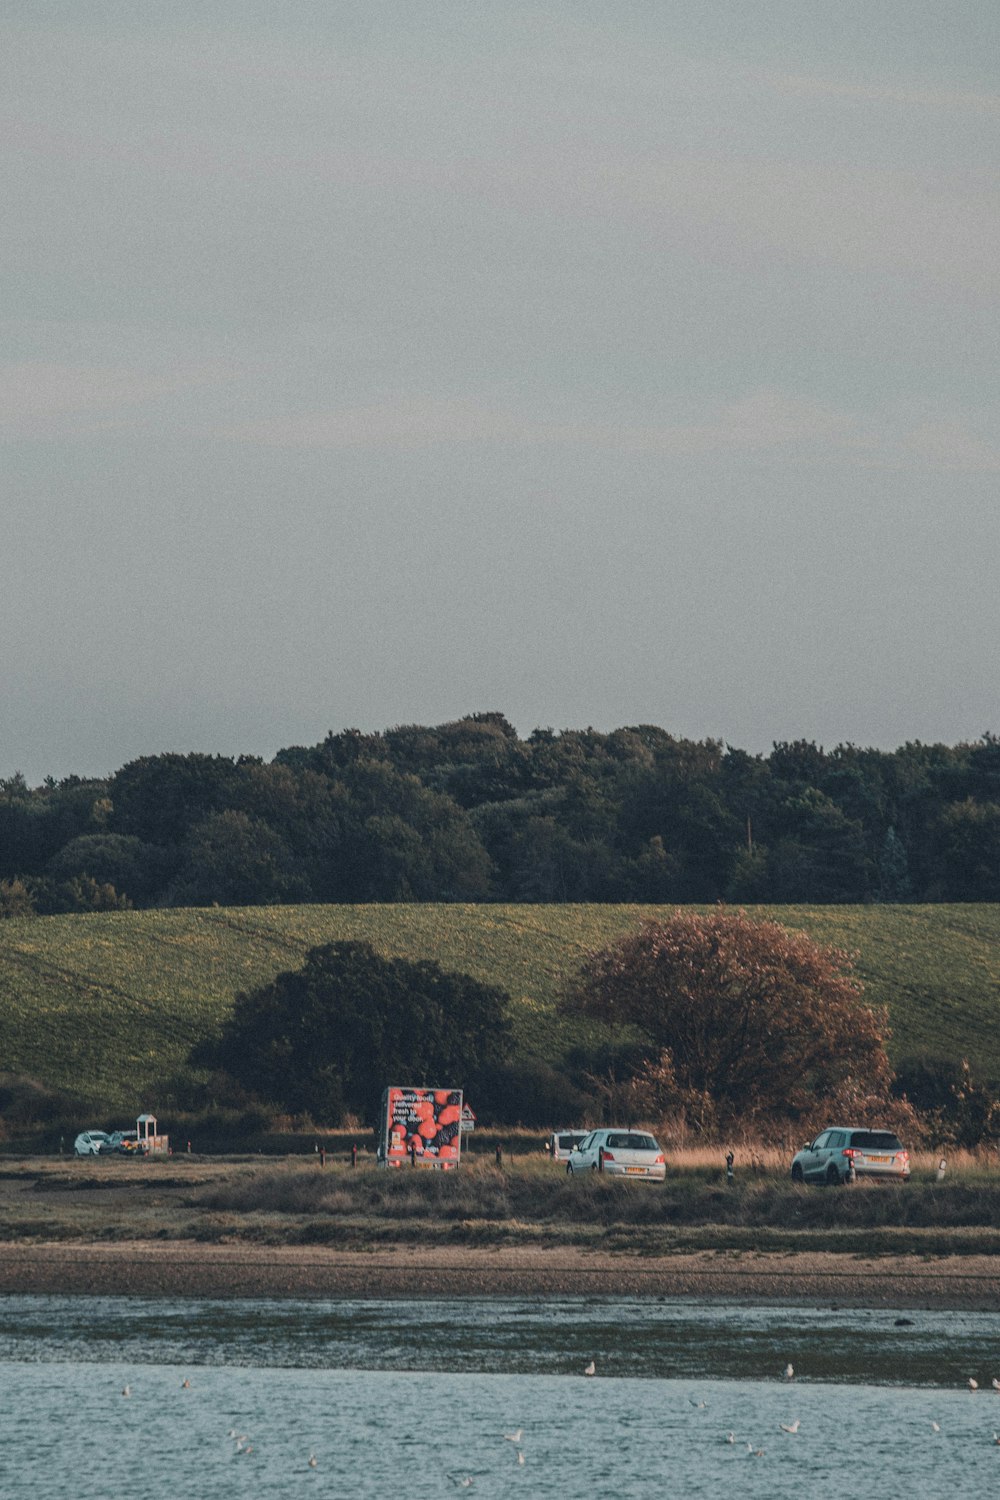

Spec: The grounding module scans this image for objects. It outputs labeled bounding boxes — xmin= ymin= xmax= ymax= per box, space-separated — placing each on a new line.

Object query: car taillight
xmin=841 ymin=1148 xmax=857 ymax=1159
xmin=655 ymin=1154 xmax=665 ymax=1164
xmin=602 ymin=1151 xmax=615 ymax=1162
xmin=897 ymin=1151 xmax=909 ymax=1163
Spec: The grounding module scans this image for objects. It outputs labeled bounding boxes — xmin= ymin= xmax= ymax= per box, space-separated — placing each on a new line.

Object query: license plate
xmin=625 ymin=1166 xmax=646 ymax=1174
xmin=865 ymin=1155 xmax=889 ymax=1163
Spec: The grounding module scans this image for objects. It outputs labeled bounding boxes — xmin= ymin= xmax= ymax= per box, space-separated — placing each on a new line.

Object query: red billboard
xmin=379 ymin=1086 xmax=464 ymax=1168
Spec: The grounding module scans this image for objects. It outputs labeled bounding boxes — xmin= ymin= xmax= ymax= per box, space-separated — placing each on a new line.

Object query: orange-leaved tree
xmin=561 ymin=908 xmax=902 ymax=1135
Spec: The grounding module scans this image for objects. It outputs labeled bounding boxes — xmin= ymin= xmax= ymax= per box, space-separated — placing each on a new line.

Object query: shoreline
xmin=1 ymin=1241 xmax=999 ymax=1309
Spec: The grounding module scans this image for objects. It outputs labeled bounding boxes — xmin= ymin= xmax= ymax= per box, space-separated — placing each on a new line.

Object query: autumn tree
xmin=561 ymin=908 xmax=898 ymax=1134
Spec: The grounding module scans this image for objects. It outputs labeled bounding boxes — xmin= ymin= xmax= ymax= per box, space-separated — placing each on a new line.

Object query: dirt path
xmin=1 ymin=1240 xmax=998 ymax=1309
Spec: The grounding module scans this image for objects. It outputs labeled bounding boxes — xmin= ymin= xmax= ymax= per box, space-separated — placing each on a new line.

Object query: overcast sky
xmin=4 ymin=2 xmax=998 ymax=784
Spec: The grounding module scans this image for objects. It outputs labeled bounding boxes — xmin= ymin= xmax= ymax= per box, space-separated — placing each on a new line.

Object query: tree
xmin=195 ymin=941 xmax=514 ymax=1122
xmin=170 ymin=810 xmax=304 ymax=906
xmin=561 ymin=908 xmax=896 ymax=1134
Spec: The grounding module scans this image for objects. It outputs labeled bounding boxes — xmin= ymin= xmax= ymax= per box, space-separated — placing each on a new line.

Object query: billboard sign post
xmin=378 ymin=1086 xmax=463 ymax=1169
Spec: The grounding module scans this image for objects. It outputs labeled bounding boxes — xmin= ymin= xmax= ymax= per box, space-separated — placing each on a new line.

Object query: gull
xmin=516 ymin=1450 xmax=525 ymax=1466
xmin=993 ymin=1378 xmax=1000 ymax=1392
xmin=931 ymin=1422 xmax=941 ymax=1433
xmin=584 ymin=1360 xmax=596 ymax=1377
xmin=969 ymin=1378 xmax=979 ymax=1392
xmin=688 ymin=1397 xmax=708 ymax=1410
xmin=780 ymin=1420 xmax=800 ymax=1435
xmin=503 ymin=1430 xmax=522 ymax=1444
xmin=725 ymin=1433 xmax=736 ymax=1444
xmin=784 ymin=1364 xmax=794 ymax=1381
xmin=181 ymin=1378 xmax=191 ymax=1389
xmin=308 ymin=1454 xmax=318 ymax=1469
xmin=993 ymin=1434 xmax=1000 ymax=1446
xmin=121 ymin=1385 xmax=131 ymax=1398
xmin=746 ymin=1443 xmax=765 ymax=1457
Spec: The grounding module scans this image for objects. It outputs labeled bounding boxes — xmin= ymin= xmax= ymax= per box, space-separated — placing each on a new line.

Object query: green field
xmin=1 ymin=904 xmax=998 ymax=1111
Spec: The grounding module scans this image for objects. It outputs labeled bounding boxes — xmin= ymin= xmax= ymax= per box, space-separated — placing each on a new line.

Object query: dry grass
xmin=1 ymin=1148 xmax=998 ymax=1256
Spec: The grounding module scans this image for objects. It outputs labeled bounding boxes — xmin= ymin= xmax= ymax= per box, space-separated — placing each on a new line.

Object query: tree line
xmin=2 ymin=713 xmax=1000 ymax=913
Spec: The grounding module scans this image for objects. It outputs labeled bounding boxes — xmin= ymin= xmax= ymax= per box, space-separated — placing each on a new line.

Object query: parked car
xmin=565 ymin=1129 xmax=667 ymax=1181
xmin=790 ymin=1128 xmax=910 ymax=1185
xmin=73 ymin=1131 xmax=111 ymax=1157
xmin=547 ymin=1131 xmax=590 ymax=1162
xmin=103 ymin=1130 xmax=147 ymax=1157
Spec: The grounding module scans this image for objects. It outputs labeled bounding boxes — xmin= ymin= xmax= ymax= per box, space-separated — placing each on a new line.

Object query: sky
xmin=4 ymin=2 xmax=999 ymax=784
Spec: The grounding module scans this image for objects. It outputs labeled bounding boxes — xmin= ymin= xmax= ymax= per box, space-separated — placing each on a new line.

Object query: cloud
xmin=764 ymin=70 xmax=1000 ymax=117
xmin=0 ymin=359 xmax=240 ymax=440
xmin=224 ymin=388 xmax=1000 ymax=472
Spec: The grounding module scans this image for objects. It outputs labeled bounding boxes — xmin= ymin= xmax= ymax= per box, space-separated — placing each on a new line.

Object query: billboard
xmin=379 ymin=1086 xmax=463 ymax=1169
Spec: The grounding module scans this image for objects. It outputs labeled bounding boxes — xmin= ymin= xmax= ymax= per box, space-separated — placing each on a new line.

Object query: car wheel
xmin=791 ymin=1163 xmax=804 ymax=1183
xmin=825 ymin=1164 xmax=841 ymax=1186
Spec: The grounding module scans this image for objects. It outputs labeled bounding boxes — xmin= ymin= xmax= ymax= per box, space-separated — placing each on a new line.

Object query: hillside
xmin=1 ymin=904 xmax=998 ymax=1112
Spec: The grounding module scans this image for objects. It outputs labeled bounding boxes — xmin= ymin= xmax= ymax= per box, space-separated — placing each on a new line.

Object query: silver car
xmin=73 ymin=1130 xmax=111 ymax=1157
xmin=547 ymin=1131 xmax=589 ymax=1162
xmin=791 ymin=1127 xmax=910 ymax=1185
xmin=565 ymin=1129 xmax=666 ymax=1181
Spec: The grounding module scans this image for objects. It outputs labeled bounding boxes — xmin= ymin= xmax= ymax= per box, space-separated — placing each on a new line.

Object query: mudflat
xmin=1 ymin=1240 xmax=998 ymax=1309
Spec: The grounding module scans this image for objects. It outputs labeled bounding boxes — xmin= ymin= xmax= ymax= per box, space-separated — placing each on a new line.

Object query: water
xmin=1 ymin=1297 xmax=999 ymax=1498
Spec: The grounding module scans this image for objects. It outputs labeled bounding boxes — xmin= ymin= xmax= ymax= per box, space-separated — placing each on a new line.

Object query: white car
xmin=547 ymin=1131 xmax=590 ymax=1162
xmin=565 ymin=1129 xmax=666 ymax=1181
xmin=73 ymin=1131 xmax=111 ymax=1157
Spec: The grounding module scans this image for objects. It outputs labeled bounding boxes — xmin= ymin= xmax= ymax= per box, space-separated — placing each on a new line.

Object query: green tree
xmin=170 ymin=811 xmax=303 ymax=907
xmin=196 ymin=941 xmax=514 ymax=1122
xmin=561 ymin=908 xmax=897 ymax=1133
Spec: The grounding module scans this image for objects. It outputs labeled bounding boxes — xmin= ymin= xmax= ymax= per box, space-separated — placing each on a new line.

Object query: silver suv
xmin=791 ymin=1127 xmax=910 ymax=1185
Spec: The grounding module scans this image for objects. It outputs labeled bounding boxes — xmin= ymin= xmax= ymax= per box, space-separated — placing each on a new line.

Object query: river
xmin=1 ymin=1295 xmax=998 ymax=1498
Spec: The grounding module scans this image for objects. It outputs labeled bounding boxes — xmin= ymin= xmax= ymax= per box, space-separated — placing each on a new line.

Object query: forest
xmin=2 ymin=714 xmax=999 ymax=913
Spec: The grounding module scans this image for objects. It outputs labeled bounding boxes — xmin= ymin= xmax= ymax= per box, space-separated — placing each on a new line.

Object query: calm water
xmin=1 ymin=1296 xmax=999 ymax=1498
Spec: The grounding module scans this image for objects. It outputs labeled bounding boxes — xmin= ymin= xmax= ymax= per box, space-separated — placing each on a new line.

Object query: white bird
xmin=993 ymin=1378 xmax=1000 ymax=1392
xmin=121 ymin=1385 xmax=131 ymax=1398
xmin=725 ymin=1433 xmax=736 ymax=1444
xmin=969 ymin=1378 xmax=979 ymax=1391
xmin=308 ymin=1454 xmax=318 ymax=1469
xmin=993 ymin=1433 xmax=1000 ymax=1446
xmin=780 ymin=1420 xmax=800 ymax=1435
xmin=584 ymin=1360 xmax=596 ymax=1377
xmin=688 ymin=1397 xmax=708 ymax=1409
xmin=516 ymin=1450 xmax=525 ymax=1466
xmin=503 ymin=1430 xmax=522 ymax=1444
xmin=784 ymin=1363 xmax=794 ymax=1381
xmin=931 ymin=1421 xmax=941 ymax=1432
xmin=181 ymin=1378 xmax=191 ymax=1389
xmin=747 ymin=1443 xmax=765 ymax=1457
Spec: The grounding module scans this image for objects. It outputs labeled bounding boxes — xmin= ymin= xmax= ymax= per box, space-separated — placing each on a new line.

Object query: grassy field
xmin=1 ymin=1150 xmax=998 ymax=1257
xmin=0 ymin=903 xmax=998 ymax=1112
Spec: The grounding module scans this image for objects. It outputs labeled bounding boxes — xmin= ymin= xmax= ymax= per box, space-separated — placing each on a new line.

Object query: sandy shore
xmin=1 ymin=1241 xmax=998 ymax=1309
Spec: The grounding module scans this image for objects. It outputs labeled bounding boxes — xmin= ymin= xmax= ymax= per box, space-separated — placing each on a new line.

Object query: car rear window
xmin=606 ymin=1133 xmax=658 ymax=1151
xmin=558 ymin=1135 xmax=584 ymax=1149
xmin=849 ymin=1131 xmax=903 ymax=1151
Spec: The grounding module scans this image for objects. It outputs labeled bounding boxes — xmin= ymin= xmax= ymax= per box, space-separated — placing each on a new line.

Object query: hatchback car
xmin=547 ymin=1131 xmax=590 ymax=1162
xmin=565 ymin=1129 xmax=667 ymax=1181
xmin=73 ymin=1131 xmax=111 ymax=1157
xmin=791 ymin=1127 xmax=910 ymax=1185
